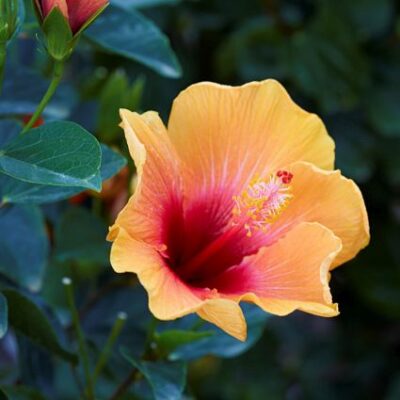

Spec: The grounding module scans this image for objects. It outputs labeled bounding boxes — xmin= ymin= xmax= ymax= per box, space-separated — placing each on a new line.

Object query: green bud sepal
xmin=42 ymin=6 xmax=74 ymax=61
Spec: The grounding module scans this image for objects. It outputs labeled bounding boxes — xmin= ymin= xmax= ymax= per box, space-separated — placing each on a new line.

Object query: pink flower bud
xmin=38 ymin=0 xmax=108 ymax=33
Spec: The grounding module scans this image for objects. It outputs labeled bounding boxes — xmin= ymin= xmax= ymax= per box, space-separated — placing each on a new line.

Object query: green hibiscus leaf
xmin=121 ymin=348 xmax=187 ymax=400
xmin=0 ymin=144 xmax=126 ymax=204
xmin=0 ymin=121 xmax=102 ymax=191
xmin=2 ymin=288 xmax=77 ymax=364
xmin=0 ymin=205 xmax=48 ymax=291
xmin=54 ymin=206 xmax=110 ymax=265
xmin=0 ymin=292 xmax=7 ymax=339
xmin=85 ymin=5 xmax=182 ymax=78
xmin=167 ymin=304 xmax=269 ymax=360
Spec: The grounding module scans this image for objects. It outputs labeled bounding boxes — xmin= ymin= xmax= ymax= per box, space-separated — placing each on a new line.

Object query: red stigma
xmin=277 ymin=170 xmax=293 ymax=184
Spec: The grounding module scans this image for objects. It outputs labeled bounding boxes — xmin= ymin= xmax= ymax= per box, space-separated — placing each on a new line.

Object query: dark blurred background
xmin=133 ymin=0 xmax=400 ymax=398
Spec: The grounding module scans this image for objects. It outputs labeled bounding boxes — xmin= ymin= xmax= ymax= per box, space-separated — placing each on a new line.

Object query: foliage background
xmin=1 ymin=0 xmax=400 ymax=399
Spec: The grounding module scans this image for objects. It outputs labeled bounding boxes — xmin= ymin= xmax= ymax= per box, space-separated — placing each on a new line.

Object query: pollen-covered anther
xmin=232 ymin=171 xmax=294 ymax=236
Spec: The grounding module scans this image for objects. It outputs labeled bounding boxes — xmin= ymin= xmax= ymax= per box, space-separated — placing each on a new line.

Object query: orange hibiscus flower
xmin=108 ymin=80 xmax=369 ymax=341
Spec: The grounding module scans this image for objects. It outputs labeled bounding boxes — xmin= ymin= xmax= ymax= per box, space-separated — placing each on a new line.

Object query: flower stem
xmin=63 ymin=277 xmax=95 ymax=400
xmin=92 ymin=312 xmax=127 ymax=385
xmin=21 ymin=59 xmax=64 ymax=134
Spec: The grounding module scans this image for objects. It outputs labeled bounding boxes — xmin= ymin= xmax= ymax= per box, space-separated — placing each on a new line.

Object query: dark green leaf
xmin=85 ymin=5 xmax=182 ymax=78
xmin=0 ymin=64 xmax=76 ymax=119
xmin=337 ymin=0 xmax=393 ymax=40
xmin=121 ymin=348 xmax=187 ymax=400
xmin=0 ymin=120 xmax=20 ymax=148
xmin=327 ymin=114 xmax=376 ymax=182
xmin=367 ymin=86 xmax=400 ymax=137
xmin=155 ymin=329 xmax=214 ymax=355
xmin=98 ymin=72 xmax=145 ymax=141
xmin=0 ymin=292 xmax=8 ymax=339
xmin=0 ymin=144 xmax=126 ymax=204
xmin=216 ymin=17 xmax=287 ymax=82
xmin=168 ymin=304 xmax=269 ymax=360
xmin=0 ymin=205 xmax=48 ymax=291
xmin=0 ymin=121 xmax=102 ymax=191
xmin=99 ymin=144 xmax=127 ymax=181
xmin=54 ymin=206 xmax=110 ymax=264
xmin=0 ymin=385 xmax=47 ymax=400
xmin=2 ymin=288 xmax=77 ymax=364
xmin=288 ymin=4 xmax=370 ymax=113
xmin=111 ymin=0 xmax=181 ymax=9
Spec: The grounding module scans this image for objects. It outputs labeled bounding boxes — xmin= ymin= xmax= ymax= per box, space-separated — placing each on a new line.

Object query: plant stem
xmin=108 ymin=368 xmax=139 ymax=400
xmin=92 ymin=312 xmax=127 ymax=385
xmin=63 ymin=277 xmax=95 ymax=400
xmin=144 ymin=315 xmax=159 ymax=352
xmin=21 ymin=59 xmax=64 ymax=134
xmin=108 ymin=316 xmax=158 ymax=400
xmin=0 ymin=41 xmax=6 ymax=95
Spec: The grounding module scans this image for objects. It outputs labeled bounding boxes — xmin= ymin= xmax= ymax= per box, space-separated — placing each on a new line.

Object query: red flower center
xmin=162 ymin=171 xmax=294 ymax=288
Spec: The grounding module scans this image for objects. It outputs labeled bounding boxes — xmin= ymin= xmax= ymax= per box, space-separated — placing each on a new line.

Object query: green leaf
xmin=98 ymin=72 xmax=145 ymax=141
xmin=367 ymin=86 xmax=400 ymax=137
xmin=167 ymin=304 xmax=269 ymax=360
xmin=2 ymin=288 xmax=77 ymax=364
xmin=0 ymin=205 xmax=48 ymax=291
xmin=85 ymin=5 xmax=182 ymax=78
xmin=121 ymin=348 xmax=187 ymax=400
xmin=327 ymin=114 xmax=376 ymax=183
xmin=0 ymin=120 xmax=20 ymax=148
xmin=216 ymin=17 xmax=287 ymax=82
xmin=54 ymin=206 xmax=110 ymax=264
xmin=0 ymin=292 xmax=8 ymax=339
xmin=0 ymin=144 xmax=126 ymax=204
xmin=0 ymin=385 xmax=47 ymax=400
xmin=0 ymin=121 xmax=102 ymax=191
xmin=288 ymin=4 xmax=370 ymax=113
xmin=336 ymin=0 xmax=393 ymax=41
xmin=99 ymin=144 xmax=127 ymax=180
xmin=155 ymin=329 xmax=214 ymax=355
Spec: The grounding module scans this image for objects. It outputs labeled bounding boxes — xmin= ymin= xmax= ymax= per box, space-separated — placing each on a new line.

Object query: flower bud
xmin=34 ymin=0 xmax=108 ymax=60
xmin=0 ymin=0 xmax=19 ymax=43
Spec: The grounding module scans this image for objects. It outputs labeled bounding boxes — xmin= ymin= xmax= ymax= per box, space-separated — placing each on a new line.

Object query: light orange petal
xmin=168 ymin=80 xmax=334 ymax=200
xmin=211 ymin=223 xmax=342 ymax=317
xmin=110 ymin=227 xmax=205 ymax=320
xmin=109 ymin=110 xmax=183 ymax=250
xmin=197 ymin=299 xmax=247 ymax=341
xmin=270 ymin=162 xmax=370 ymax=268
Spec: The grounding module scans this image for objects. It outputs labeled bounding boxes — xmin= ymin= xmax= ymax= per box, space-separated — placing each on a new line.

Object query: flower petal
xmin=168 ymin=80 xmax=334 ymax=197
xmin=110 ymin=227 xmax=205 ymax=320
xmin=40 ymin=0 xmax=69 ymax=19
xmin=197 ymin=299 xmax=247 ymax=341
xmin=109 ymin=110 xmax=183 ymax=251
xmin=165 ymin=80 xmax=334 ymax=278
xmin=66 ymin=0 xmax=108 ymax=33
xmin=270 ymin=162 xmax=370 ymax=268
xmin=208 ymin=223 xmax=342 ymax=317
